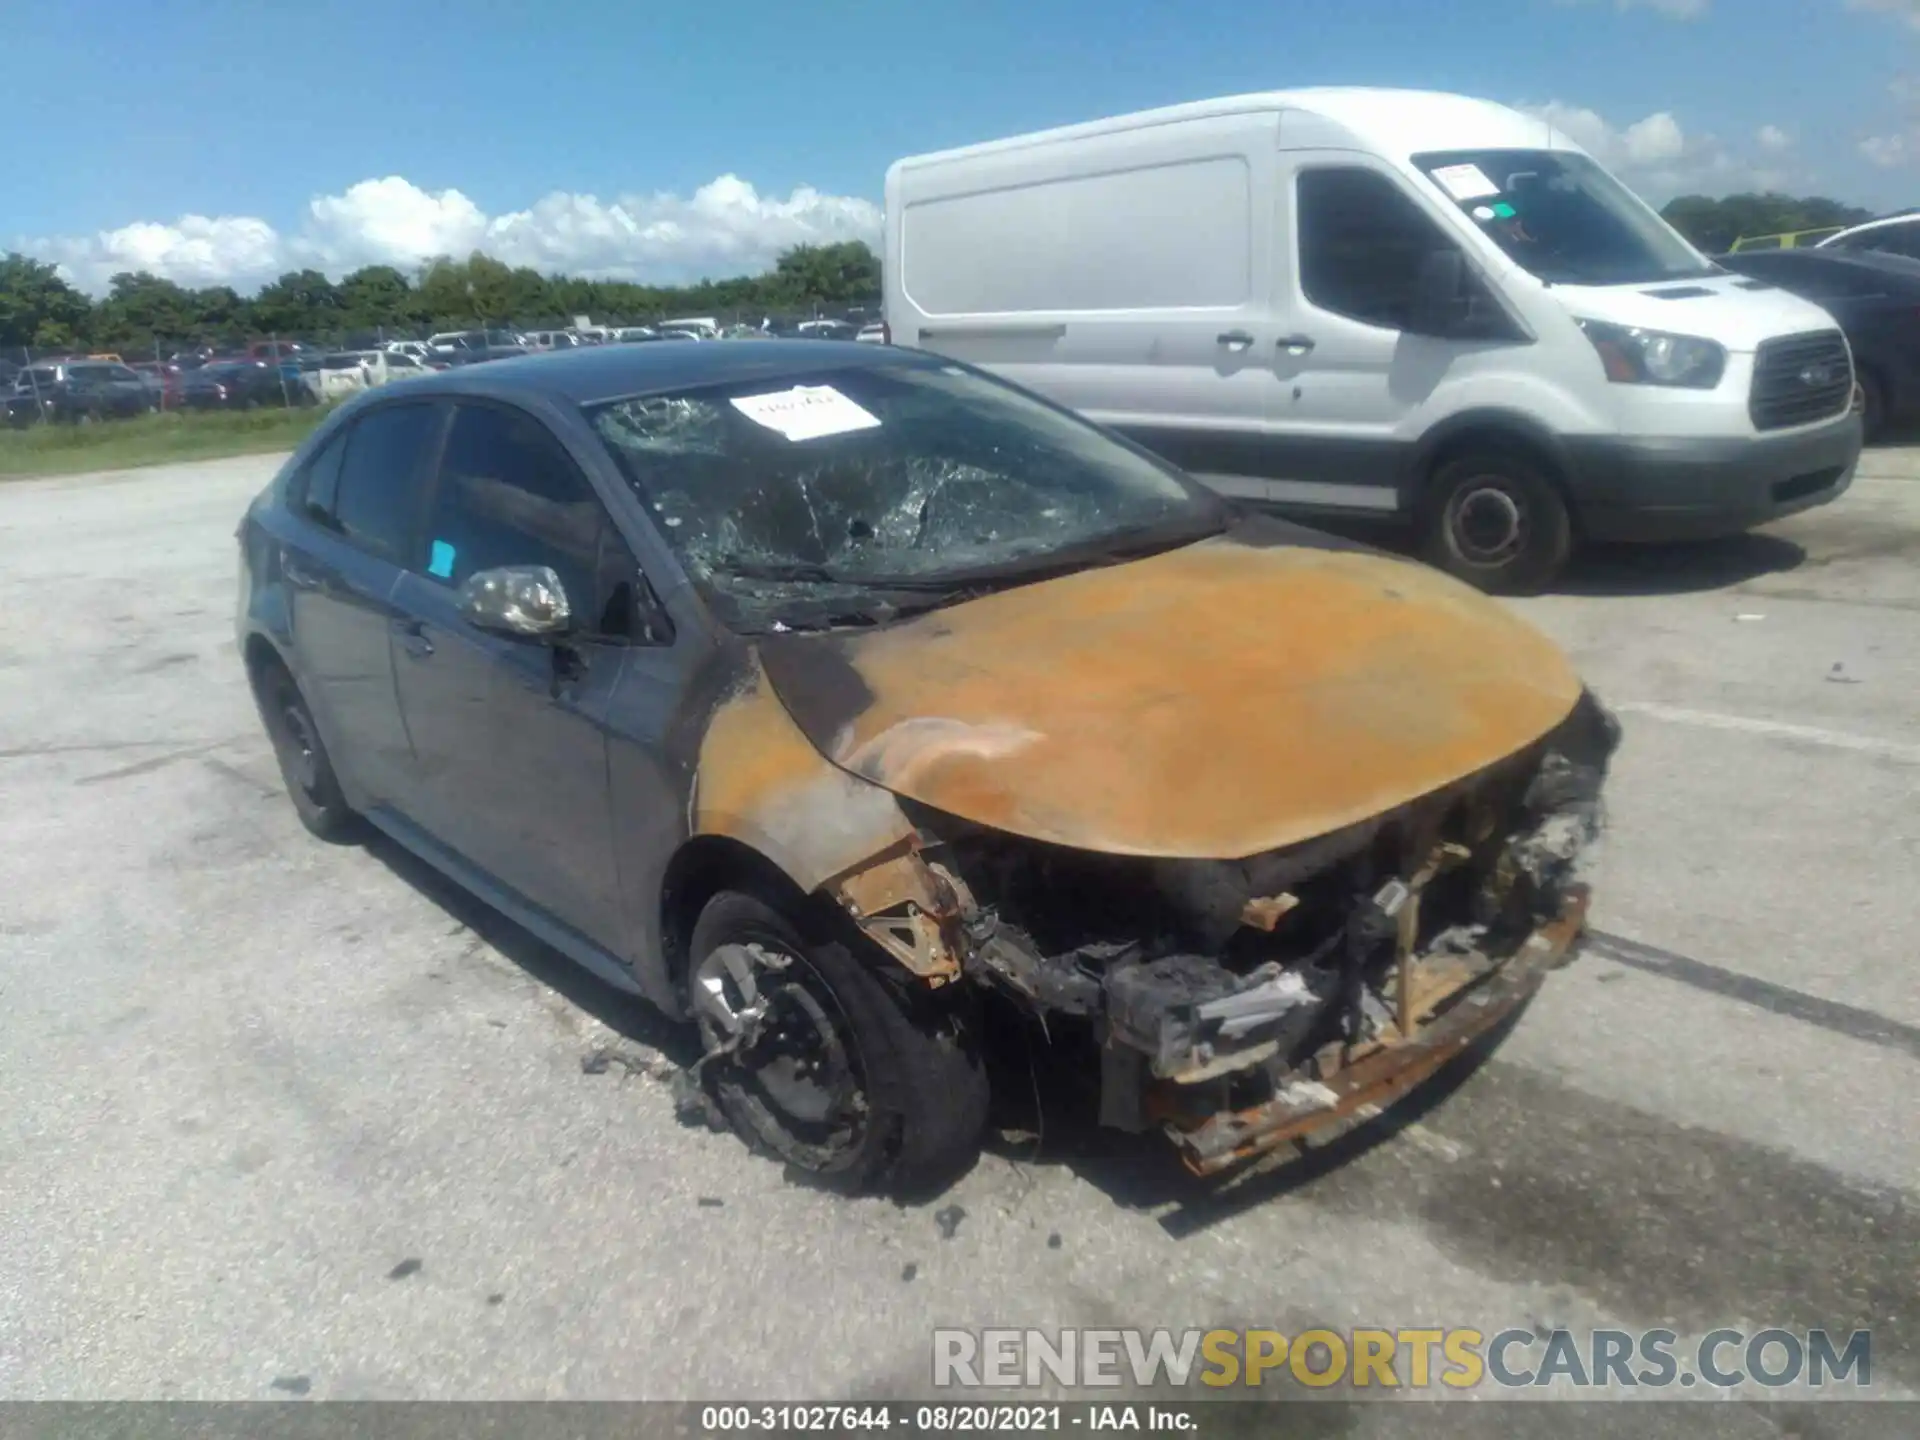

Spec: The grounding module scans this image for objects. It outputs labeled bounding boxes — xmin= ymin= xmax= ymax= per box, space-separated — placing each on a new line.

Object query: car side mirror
xmin=457 ymin=565 xmax=575 ymax=640
xmin=1411 ymin=249 xmax=1469 ymax=335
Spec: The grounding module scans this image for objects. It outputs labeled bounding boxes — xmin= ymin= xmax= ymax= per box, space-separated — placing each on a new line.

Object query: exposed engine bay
xmin=862 ymin=689 xmax=1620 ymax=1173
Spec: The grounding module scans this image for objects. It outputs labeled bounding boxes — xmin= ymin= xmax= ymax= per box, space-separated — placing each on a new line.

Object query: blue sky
xmin=8 ymin=0 xmax=1919 ymax=291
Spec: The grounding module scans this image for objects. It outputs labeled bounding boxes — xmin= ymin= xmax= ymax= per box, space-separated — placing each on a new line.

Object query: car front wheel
xmin=688 ymin=889 xmax=988 ymax=1196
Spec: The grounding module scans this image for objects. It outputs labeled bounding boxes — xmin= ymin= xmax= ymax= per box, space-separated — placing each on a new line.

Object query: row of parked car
xmin=2 ymin=348 xmax=327 ymax=427
xmin=2 ymin=317 xmax=886 ymax=428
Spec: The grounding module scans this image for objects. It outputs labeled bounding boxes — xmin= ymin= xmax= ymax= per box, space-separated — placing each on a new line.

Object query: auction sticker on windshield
xmin=731 ymin=384 xmax=882 ymax=442
xmin=1431 ymin=162 xmax=1501 ymax=202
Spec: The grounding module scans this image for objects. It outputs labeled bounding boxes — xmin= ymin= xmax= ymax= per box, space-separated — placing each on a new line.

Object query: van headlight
xmin=1577 ymin=319 xmax=1726 ymax=390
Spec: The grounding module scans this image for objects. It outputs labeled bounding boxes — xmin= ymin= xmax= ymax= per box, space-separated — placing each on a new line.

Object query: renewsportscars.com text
xmin=932 ymin=1327 xmax=1872 ymax=1393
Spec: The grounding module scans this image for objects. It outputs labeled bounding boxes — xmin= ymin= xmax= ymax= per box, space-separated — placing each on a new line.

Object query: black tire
xmin=688 ymin=889 xmax=988 ymax=1196
xmin=1858 ymin=369 xmax=1886 ymax=442
xmin=1420 ymin=449 xmax=1574 ymax=595
xmin=253 ymin=658 xmax=357 ymax=841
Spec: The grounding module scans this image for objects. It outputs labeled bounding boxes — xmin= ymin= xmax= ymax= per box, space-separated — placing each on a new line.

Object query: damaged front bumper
xmin=822 ymin=687 xmax=1617 ymax=1181
xmin=1151 ymin=885 xmax=1589 ymax=1175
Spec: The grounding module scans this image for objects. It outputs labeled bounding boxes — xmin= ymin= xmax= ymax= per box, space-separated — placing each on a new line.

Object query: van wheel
xmin=688 ymin=890 xmax=988 ymax=1196
xmin=1420 ymin=450 xmax=1573 ymax=595
xmin=254 ymin=659 xmax=357 ymax=841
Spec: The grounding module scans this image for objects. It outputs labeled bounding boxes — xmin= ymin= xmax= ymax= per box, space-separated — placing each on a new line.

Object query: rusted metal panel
xmin=760 ymin=536 xmax=1585 ymax=859
xmin=1161 ymin=886 xmax=1591 ymax=1176
xmin=692 ymin=659 xmax=917 ymax=893
xmin=825 ymin=839 xmax=966 ymax=983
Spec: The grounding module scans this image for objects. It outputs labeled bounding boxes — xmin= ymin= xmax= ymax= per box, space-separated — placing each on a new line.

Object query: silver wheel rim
xmin=1449 ymin=483 xmax=1526 ymax=565
xmin=694 ymin=940 xmax=869 ymax=1166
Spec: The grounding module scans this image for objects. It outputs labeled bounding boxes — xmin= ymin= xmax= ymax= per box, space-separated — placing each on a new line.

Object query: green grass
xmin=0 ymin=405 xmax=335 ymax=479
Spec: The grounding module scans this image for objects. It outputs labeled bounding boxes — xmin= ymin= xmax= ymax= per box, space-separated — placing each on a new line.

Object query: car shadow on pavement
xmin=976 ymin=996 xmax=1524 ymax=1239
xmin=1553 ymin=533 xmax=1806 ymax=596
xmin=360 ymin=828 xmax=702 ymax=1067
xmin=1299 ymin=514 xmax=1807 ymax=598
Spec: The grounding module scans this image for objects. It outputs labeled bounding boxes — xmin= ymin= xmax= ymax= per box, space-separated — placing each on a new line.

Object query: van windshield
xmin=585 ymin=357 xmax=1226 ymax=632
xmin=1414 ymin=149 xmax=1716 ymax=286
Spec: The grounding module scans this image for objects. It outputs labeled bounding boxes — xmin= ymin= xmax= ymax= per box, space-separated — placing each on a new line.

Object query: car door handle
xmin=1277 ymin=334 xmax=1317 ymax=354
xmin=392 ymin=619 xmax=434 ymax=659
xmin=1216 ymin=330 xmax=1256 ymax=351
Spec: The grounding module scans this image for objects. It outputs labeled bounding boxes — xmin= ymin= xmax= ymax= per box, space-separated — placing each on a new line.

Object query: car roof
xmin=1727 ymin=246 xmax=1920 ymax=280
xmin=1822 ymin=214 xmax=1920 ymax=244
xmin=385 ymin=338 xmax=926 ymax=407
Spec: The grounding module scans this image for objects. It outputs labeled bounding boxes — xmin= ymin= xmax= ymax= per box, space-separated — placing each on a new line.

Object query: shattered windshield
xmin=585 ymin=358 xmax=1225 ymax=631
xmin=1415 ymin=149 xmax=1714 ymax=286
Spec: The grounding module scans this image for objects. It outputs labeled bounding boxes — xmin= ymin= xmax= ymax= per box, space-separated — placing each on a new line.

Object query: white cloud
xmin=302 ymin=176 xmax=490 ymax=269
xmin=1852 ymin=74 xmax=1920 ymax=168
xmin=1756 ymin=124 xmax=1792 ymax=152
xmin=15 ymin=173 xmax=883 ymax=294
xmin=1862 ymin=132 xmax=1911 ymax=166
xmin=1519 ymin=101 xmax=1793 ymax=199
xmin=1555 ymin=0 xmax=1710 ymax=19
xmin=1625 ymin=0 xmax=1710 ymax=16
xmin=1847 ymin=0 xmax=1920 ymax=27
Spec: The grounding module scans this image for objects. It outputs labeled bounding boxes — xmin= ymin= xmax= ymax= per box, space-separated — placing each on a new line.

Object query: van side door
xmin=892 ymin=112 xmax=1282 ymax=477
xmin=1263 ymin=153 xmax=1515 ymax=516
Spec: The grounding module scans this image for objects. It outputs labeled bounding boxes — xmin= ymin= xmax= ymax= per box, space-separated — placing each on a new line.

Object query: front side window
xmin=330 ymin=403 xmax=441 ymax=563
xmin=1296 ymin=167 xmax=1466 ymax=329
xmin=422 ymin=403 xmax=631 ymax=635
xmin=1414 ymin=149 xmax=1712 ymax=285
xmin=585 ymin=356 xmax=1225 ymax=633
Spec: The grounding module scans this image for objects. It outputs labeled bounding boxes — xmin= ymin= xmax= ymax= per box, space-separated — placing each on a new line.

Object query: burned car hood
xmin=758 ymin=525 xmax=1585 ymax=860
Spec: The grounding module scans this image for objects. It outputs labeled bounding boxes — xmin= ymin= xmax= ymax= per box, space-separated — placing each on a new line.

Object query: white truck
xmin=884 ymin=88 xmax=1863 ymax=591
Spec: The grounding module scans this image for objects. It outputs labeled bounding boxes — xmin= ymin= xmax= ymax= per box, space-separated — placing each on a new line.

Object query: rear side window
xmin=1297 ymin=167 xmax=1462 ymax=330
xmin=421 ymin=402 xmax=629 ymax=633
xmin=329 ymin=403 xmax=440 ymax=562
xmin=292 ymin=428 xmax=350 ymax=519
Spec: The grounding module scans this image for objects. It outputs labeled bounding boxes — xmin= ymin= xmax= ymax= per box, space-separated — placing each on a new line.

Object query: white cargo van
xmin=884 ymin=89 xmax=1862 ymax=591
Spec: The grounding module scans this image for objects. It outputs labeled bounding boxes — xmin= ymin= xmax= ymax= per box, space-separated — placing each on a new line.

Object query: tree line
xmin=0 ymin=240 xmax=882 ymax=354
xmin=1657 ymin=193 xmax=1878 ymax=253
xmin=1 ymin=191 xmax=1896 ymax=355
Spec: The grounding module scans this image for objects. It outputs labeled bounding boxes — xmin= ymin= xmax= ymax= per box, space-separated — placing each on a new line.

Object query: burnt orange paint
xmin=695 ymin=662 xmax=917 ymax=890
xmin=805 ymin=537 xmax=1583 ymax=860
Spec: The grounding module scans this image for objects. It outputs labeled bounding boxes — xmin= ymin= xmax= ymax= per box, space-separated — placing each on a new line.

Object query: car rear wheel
xmin=688 ymin=889 xmax=988 ymax=1195
xmin=254 ymin=659 xmax=357 ymax=841
xmin=1420 ymin=449 xmax=1573 ymax=595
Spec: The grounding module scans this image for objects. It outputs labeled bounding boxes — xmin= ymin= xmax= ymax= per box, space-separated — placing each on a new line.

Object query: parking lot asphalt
xmin=0 ymin=450 xmax=1915 ymax=1426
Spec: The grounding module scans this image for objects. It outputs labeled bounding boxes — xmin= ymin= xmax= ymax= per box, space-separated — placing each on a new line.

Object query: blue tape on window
xmin=428 ymin=540 xmax=456 ymax=579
